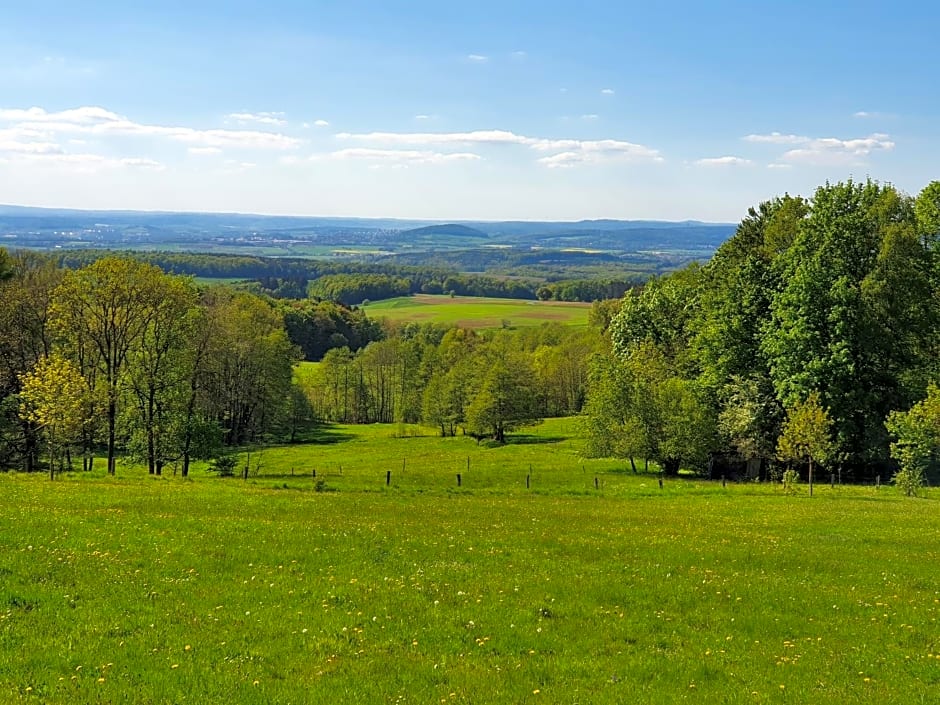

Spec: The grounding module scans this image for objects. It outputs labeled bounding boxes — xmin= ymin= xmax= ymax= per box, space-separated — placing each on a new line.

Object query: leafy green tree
xmin=915 ymin=181 xmax=940 ymax=245
xmin=50 ymin=257 xmax=167 ymax=475
xmin=0 ymin=252 xmax=63 ymax=471
xmin=885 ymin=384 xmax=940 ymax=496
xmin=777 ymin=392 xmax=834 ymax=496
xmin=718 ymin=375 xmax=782 ymax=467
xmin=584 ymin=342 xmax=715 ymax=475
xmin=582 ymin=349 xmax=649 ymax=471
xmin=762 ymin=181 xmax=932 ymax=466
xmin=200 ymin=290 xmax=299 ymax=445
xmin=126 ymin=274 xmax=200 ymax=474
xmin=464 ymin=347 xmax=542 ymax=443
xmin=18 ymin=353 xmax=87 ymax=479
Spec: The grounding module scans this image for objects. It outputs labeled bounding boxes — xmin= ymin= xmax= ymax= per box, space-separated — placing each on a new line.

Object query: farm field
xmin=361 ymin=295 xmax=592 ymax=329
xmin=1 ymin=419 xmax=938 ymax=704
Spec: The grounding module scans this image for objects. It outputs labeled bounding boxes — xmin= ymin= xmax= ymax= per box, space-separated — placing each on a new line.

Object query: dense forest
xmin=3 ymin=179 xmax=940 ymax=493
xmin=586 ymin=179 xmax=940 ymax=490
xmin=53 ymin=250 xmax=640 ymax=305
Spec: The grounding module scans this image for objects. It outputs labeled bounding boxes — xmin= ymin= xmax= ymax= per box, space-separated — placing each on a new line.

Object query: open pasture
xmin=1 ymin=419 xmax=938 ymax=704
xmin=361 ymin=295 xmax=591 ymax=329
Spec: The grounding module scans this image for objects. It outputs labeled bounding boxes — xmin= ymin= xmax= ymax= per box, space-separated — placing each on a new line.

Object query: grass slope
xmin=1 ymin=419 xmax=938 ymax=704
xmin=362 ymin=295 xmax=591 ymax=329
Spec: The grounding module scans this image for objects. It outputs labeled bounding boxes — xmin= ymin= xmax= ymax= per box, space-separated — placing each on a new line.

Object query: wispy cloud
xmin=853 ymin=110 xmax=896 ymax=119
xmin=188 ymin=146 xmax=223 ymax=156
xmin=336 ymin=128 xmax=662 ymax=168
xmin=744 ymin=131 xmax=895 ymax=166
xmin=6 ymin=151 xmax=165 ymax=172
xmin=313 ymin=119 xmax=330 ymax=127
xmin=600 ymin=88 xmax=615 ymax=95
xmin=467 ymin=54 xmax=489 ymax=63
xmin=511 ymin=50 xmax=527 ymax=59
xmin=314 ymin=147 xmax=482 ymax=166
xmin=227 ymin=111 xmax=287 ymax=127
xmin=414 ymin=114 xmax=433 ymax=121
xmin=0 ymin=105 xmax=301 ymax=151
xmin=694 ymin=156 xmax=753 ymax=167
xmin=743 ymin=132 xmax=808 ymax=145
xmin=581 ymin=114 xmax=599 ymax=120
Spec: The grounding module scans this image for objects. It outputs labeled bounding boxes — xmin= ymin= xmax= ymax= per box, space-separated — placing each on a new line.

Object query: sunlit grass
xmin=1 ymin=419 xmax=937 ymax=704
xmin=362 ymin=295 xmax=591 ymax=329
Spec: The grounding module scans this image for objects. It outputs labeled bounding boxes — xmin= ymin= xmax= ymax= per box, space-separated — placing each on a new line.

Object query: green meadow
xmin=361 ymin=295 xmax=591 ymax=329
xmin=1 ymin=419 xmax=938 ymax=704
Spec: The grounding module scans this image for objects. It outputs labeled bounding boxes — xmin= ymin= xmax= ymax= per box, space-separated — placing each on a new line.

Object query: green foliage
xmin=885 ymin=383 xmax=940 ymax=496
xmin=583 ymin=343 xmax=716 ymax=475
xmin=777 ymin=392 xmax=835 ymax=487
xmin=762 ymin=181 xmax=934 ymax=463
xmin=18 ymin=352 xmax=88 ymax=477
xmin=209 ymin=454 xmax=237 ymax=477
xmin=464 ymin=345 xmax=543 ymax=442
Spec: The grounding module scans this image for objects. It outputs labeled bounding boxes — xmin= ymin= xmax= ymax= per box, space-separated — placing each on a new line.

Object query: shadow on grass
xmin=504 ymin=434 xmax=566 ymax=446
xmin=289 ymin=424 xmax=355 ymax=446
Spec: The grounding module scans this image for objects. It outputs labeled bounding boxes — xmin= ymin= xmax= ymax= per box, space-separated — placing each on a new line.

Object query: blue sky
xmin=0 ymin=0 xmax=937 ymax=221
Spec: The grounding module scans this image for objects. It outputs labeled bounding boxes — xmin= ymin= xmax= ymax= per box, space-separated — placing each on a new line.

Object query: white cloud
xmin=536 ymin=140 xmax=662 ymax=168
xmin=7 ymin=150 xmax=165 ymax=172
xmin=767 ymin=163 xmax=792 ymax=169
xmin=227 ymin=111 xmax=287 ymax=127
xmin=337 ymin=129 xmax=528 ymax=147
xmin=853 ymin=110 xmax=898 ymax=119
xmin=188 ymin=146 xmax=223 ymax=156
xmin=119 ymin=158 xmax=165 ymax=170
xmin=0 ymin=105 xmax=301 ymax=150
xmin=511 ymin=51 xmax=527 ymax=58
xmin=743 ymin=132 xmax=809 ymax=145
xmin=414 ymin=114 xmax=432 ymax=121
xmin=0 ymin=126 xmax=61 ymax=154
xmin=694 ymin=156 xmax=753 ymax=167
xmin=743 ymin=131 xmax=895 ymax=166
xmin=781 ymin=134 xmax=894 ymax=165
xmin=337 ymin=128 xmax=662 ymax=168
xmin=313 ymin=119 xmax=330 ymax=127
xmin=314 ymin=148 xmax=482 ymax=166
xmin=467 ymin=54 xmax=488 ymax=63
xmin=600 ymin=88 xmax=615 ymax=95
xmin=581 ymin=114 xmax=599 ymax=120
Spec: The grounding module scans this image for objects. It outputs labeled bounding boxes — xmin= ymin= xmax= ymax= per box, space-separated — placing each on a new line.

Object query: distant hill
xmin=399 ymin=224 xmax=489 ymax=240
xmin=0 ymin=204 xmax=735 ymax=257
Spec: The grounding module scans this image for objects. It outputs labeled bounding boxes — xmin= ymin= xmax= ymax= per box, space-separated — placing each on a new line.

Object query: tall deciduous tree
xmin=762 ymin=181 xmax=933 ymax=467
xmin=50 ymin=257 xmax=165 ymax=475
xmin=464 ymin=347 xmax=542 ymax=443
xmin=18 ymin=353 xmax=87 ymax=479
xmin=126 ymin=274 xmax=200 ymax=474
xmin=200 ymin=290 xmax=298 ymax=445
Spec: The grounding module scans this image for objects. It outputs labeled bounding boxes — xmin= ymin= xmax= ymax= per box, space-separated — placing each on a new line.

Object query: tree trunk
xmin=662 ymin=458 xmax=681 ymax=476
xmin=808 ymin=459 xmax=814 ymax=497
xmin=629 ymin=457 xmax=637 ymax=473
xmin=107 ymin=398 xmax=117 ymax=475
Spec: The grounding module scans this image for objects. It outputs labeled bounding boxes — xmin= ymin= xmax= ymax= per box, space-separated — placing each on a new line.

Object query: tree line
xmin=0 ymin=251 xmax=604 ymax=477
xmin=585 ymin=179 xmax=940 ymax=488
xmin=1 ymin=254 xmax=306 ymax=478
xmin=54 ymin=250 xmax=638 ymax=305
xmin=302 ymin=323 xmax=595 ymax=440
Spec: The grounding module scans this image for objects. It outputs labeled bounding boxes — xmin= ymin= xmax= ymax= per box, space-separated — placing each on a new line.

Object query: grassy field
xmin=1 ymin=419 xmax=938 ymax=704
xmin=361 ymin=295 xmax=591 ymax=329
